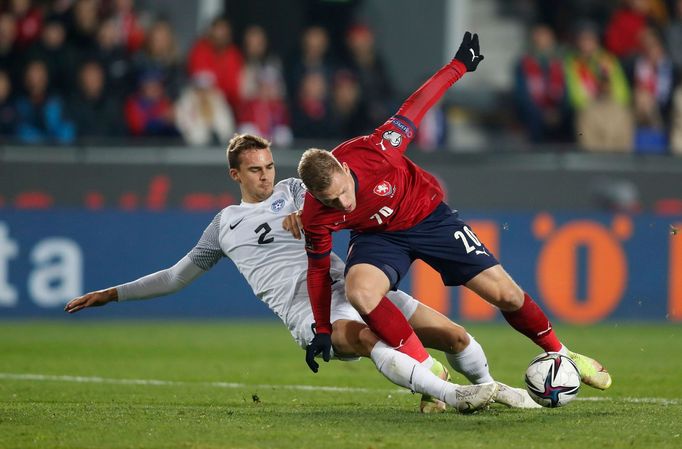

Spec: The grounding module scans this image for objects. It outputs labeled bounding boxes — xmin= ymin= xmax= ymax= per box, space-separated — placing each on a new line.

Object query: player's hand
xmin=64 ymin=288 xmax=117 ymax=314
xmin=282 ymin=210 xmax=304 ymax=240
xmin=305 ymin=331 xmax=332 ymax=373
xmin=454 ymin=31 xmax=484 ymax=72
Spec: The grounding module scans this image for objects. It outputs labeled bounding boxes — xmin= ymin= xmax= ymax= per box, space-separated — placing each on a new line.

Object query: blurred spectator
xmin=565 ymin=22 xmax=630 ymax=111
xmin=90 ymin=17 xmax=134 ymax=97
xmin=106 ymin=0 xmax=146 ymax=53
xmin=68 ymin=60 xmax=125 ymax=140
xmin=285 ymin=25 xmax=336 ymax=104
xmin=14 ymin=59 xmax=75 ymax=143
xmin=0 ymin=13 xmax=20 ymax=84
xmin=343 ymin=23 xmax=394 ymax=126
xmin=188 ymin=16 xmax=243 ymax=111
xmin=0 ymin=70 xmax=17 ymax=138
xmin=66 ymin=0 xmax=100 ymax=52
xmin=665 ymin=0 xmax=682 ymax=70
xmin=576 ymin=74 xmax=634 ymax=152
xmin=175 ymin=71 xmax=235 ymax=146
xmin=237 ymin=66 xmax=292 ymax=146
xmin=514 ymin=24 xmax=571 ymax=143
xmin=329 ymin=69 xmax=369 ymax=138
xmin=630 ymin=28 xmax=673 ymax=153
xmin=133 ymin=19 xmax=183 ymax=100
xmin=604 ymin=0 xmax=649 ymax=59
xmin=240 ymin=24 xmax=285 ymax=101
xmin=291 ymin=70 xmax=334 ymax=139
xmin=124 ymin=69 xmax=177 ymax=137
xmin=25 ymin=15 xmax=77 ymax=96
xmin=10 ymin=0 xmax=43 ymax=50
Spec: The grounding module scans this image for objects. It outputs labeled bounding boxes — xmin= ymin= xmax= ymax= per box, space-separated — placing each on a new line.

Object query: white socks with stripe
xmin=370 ymin=341 xmax=452 ymax=401
xmin=445 ymin=334 xmax=494 ymax=384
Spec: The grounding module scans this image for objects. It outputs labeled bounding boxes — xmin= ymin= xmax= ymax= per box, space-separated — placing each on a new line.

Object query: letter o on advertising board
xmin=536 ymin=217 xmax=628 ymax=324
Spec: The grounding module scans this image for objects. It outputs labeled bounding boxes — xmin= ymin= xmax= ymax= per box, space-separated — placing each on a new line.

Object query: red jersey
xmin=301 ymin=60 xmax=468 ymax=333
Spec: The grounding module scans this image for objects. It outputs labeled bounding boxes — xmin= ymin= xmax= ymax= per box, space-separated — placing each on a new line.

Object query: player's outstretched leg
xmin=465 ymin=267 xmax=612 ymax=391
xmin=370 ymin=341 xmax=497 ymax=413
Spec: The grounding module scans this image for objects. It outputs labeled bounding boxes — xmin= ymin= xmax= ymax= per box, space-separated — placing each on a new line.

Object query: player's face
xmin=230 ymin=148 xmax=275 ymax=203
xmin=314 ymin=164 xmax=356 ymax=213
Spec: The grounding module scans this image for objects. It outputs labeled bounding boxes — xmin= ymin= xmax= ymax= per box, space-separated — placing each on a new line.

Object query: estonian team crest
xmin=270 ymin=198 xmax=285 ymax=212
xmin=373 ymin=181 xmax=394 ymax=197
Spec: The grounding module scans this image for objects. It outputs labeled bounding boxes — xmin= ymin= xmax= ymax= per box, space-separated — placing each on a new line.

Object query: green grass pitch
xmin=1 ymin=321 xmax=681 ymax=449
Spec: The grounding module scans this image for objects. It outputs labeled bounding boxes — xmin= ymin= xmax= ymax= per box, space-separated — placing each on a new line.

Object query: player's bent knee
xmin=448 ymin=327 xmax=470 ymax=353
xmin=496 ymin=284 xmax=525 ymax=311
xmin=331 ymin=320 xmax=375 ymax=358
xmin=345 ymin=286 xmax=379 ymax=314
xmin=345 ymin=264 xmax=390 ymax=314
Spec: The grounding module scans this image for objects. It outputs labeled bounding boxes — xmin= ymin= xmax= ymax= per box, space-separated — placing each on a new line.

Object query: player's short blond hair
xmin=297 ymin=148 xmax=344 ymax=193
xmin=226 ymin=133 xmax=271 ymax=169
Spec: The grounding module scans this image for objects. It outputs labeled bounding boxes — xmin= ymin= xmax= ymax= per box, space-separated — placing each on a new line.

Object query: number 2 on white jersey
xmin=454 ymin=226 xmax=482 ymax=253
xmin=370 ymin=206 xmax=394 ymax=225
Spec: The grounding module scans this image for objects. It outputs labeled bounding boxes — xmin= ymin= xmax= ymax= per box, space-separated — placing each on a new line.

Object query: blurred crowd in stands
xmin=515 ymin=0 xmax=682 ymax=155
xmin=0 ymin=0 xmax=395 ymax=147
xmin=1 ymin=0 xmax=682 ymax=156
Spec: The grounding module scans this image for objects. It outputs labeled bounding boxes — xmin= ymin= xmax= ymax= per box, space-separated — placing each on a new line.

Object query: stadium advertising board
xmin=1 ymin=210 xmax=679 ymax=322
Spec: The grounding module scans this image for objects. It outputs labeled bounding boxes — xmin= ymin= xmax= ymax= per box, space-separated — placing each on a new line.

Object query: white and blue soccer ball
xmin=524 ymin=352 xmax=580 ymax=408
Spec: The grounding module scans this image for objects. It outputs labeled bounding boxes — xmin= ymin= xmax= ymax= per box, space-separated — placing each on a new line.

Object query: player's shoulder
xmin=213 ymin=204 xmax=242 ymax=230
xmin=332 ymin=135 xmax=372 ymax=159
xmin=276 ymin=177 xmax=306 ymax=194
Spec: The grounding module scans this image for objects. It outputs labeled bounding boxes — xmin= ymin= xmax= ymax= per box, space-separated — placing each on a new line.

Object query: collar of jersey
xmin=239 ymin=196 xmax=272 ymax=208
xmin=350 ymin=169 xmax=359 ymax=193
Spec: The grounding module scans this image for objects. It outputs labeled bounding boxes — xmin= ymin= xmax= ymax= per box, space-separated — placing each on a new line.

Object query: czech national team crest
xmin=270 ymin=198 xmax=285 ymax=212
xmin=373 ymin=181 xmax=395 ymax=197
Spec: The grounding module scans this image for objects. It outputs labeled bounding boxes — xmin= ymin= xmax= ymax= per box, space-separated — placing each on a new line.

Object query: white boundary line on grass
xmin=1 ymin=372 xmax=678 ymax=405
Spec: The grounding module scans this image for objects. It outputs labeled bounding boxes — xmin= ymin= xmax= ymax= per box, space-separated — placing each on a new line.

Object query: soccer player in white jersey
xmin=65 ymin=134 xmax=539 ymax=412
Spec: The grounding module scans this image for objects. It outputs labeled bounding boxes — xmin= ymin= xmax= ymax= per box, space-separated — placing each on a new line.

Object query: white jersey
xmin=116 ymin=177 xmax=419 ymax=349
xmin=187 ymin=178 xmax=347 ymax=326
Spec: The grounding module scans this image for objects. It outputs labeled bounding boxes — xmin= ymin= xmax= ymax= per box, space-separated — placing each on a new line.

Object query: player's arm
xmin=65 ymin=212 xmax=226 ymax=314
xmin=376 ymin=32 xmax=484 ymax=153
xmin=64 ymin=256 xmax=206 ymax=313
xmin=281 ymin=177 xmax=306 ymax=240
xmin=301 ymin=204 xmax=335 ymax=372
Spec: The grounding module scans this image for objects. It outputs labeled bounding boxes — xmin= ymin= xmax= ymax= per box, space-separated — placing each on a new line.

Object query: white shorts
xmin=287 ymin=278 xmax=420 ymax=359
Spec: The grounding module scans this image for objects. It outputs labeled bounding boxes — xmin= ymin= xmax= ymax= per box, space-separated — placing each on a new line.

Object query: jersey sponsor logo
xmin=373 ymin=181 xmax=395 ymax=197
xmin=229 ymin=218 xmax=244 ymax=230
xmin=270 ymin=198 xmax=285 ymax=212
xmin=389 ymin=117 xmax=413 ymax=138
xmin=382 ymin=130 xmax=402 ymax=148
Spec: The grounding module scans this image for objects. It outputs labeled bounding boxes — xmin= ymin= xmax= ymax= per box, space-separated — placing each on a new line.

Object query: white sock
xmin=445 ymin=333 xmax=494 ymax=384
xmin=420 ymin=355 xmax=434 ymax=370
xmin=558 ymin=345 xmax=569 ymax=355
xmin=370 ymin=342 xmax=453 ymax=402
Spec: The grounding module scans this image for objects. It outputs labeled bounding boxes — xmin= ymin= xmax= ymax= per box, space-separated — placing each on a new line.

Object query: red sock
xmin=361 ymin=297 xmax=429 ymax=362
xmin=501 ymin=293 xmax=562 ymax=352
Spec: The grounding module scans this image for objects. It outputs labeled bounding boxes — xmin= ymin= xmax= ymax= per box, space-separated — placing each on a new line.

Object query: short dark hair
xmin=297 ymin=148 xmax=343 ymax=193
xmin=226 ymin=134 xmax=271 ymax=169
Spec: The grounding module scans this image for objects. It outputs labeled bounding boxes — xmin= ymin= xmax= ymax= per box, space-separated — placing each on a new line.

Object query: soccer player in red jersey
xmin=297 ymin=32 xmax=611 ymax=390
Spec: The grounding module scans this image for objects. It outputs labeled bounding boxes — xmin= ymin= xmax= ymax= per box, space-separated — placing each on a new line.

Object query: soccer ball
xmin=524 ymin=352 xmax=580 ymax=407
